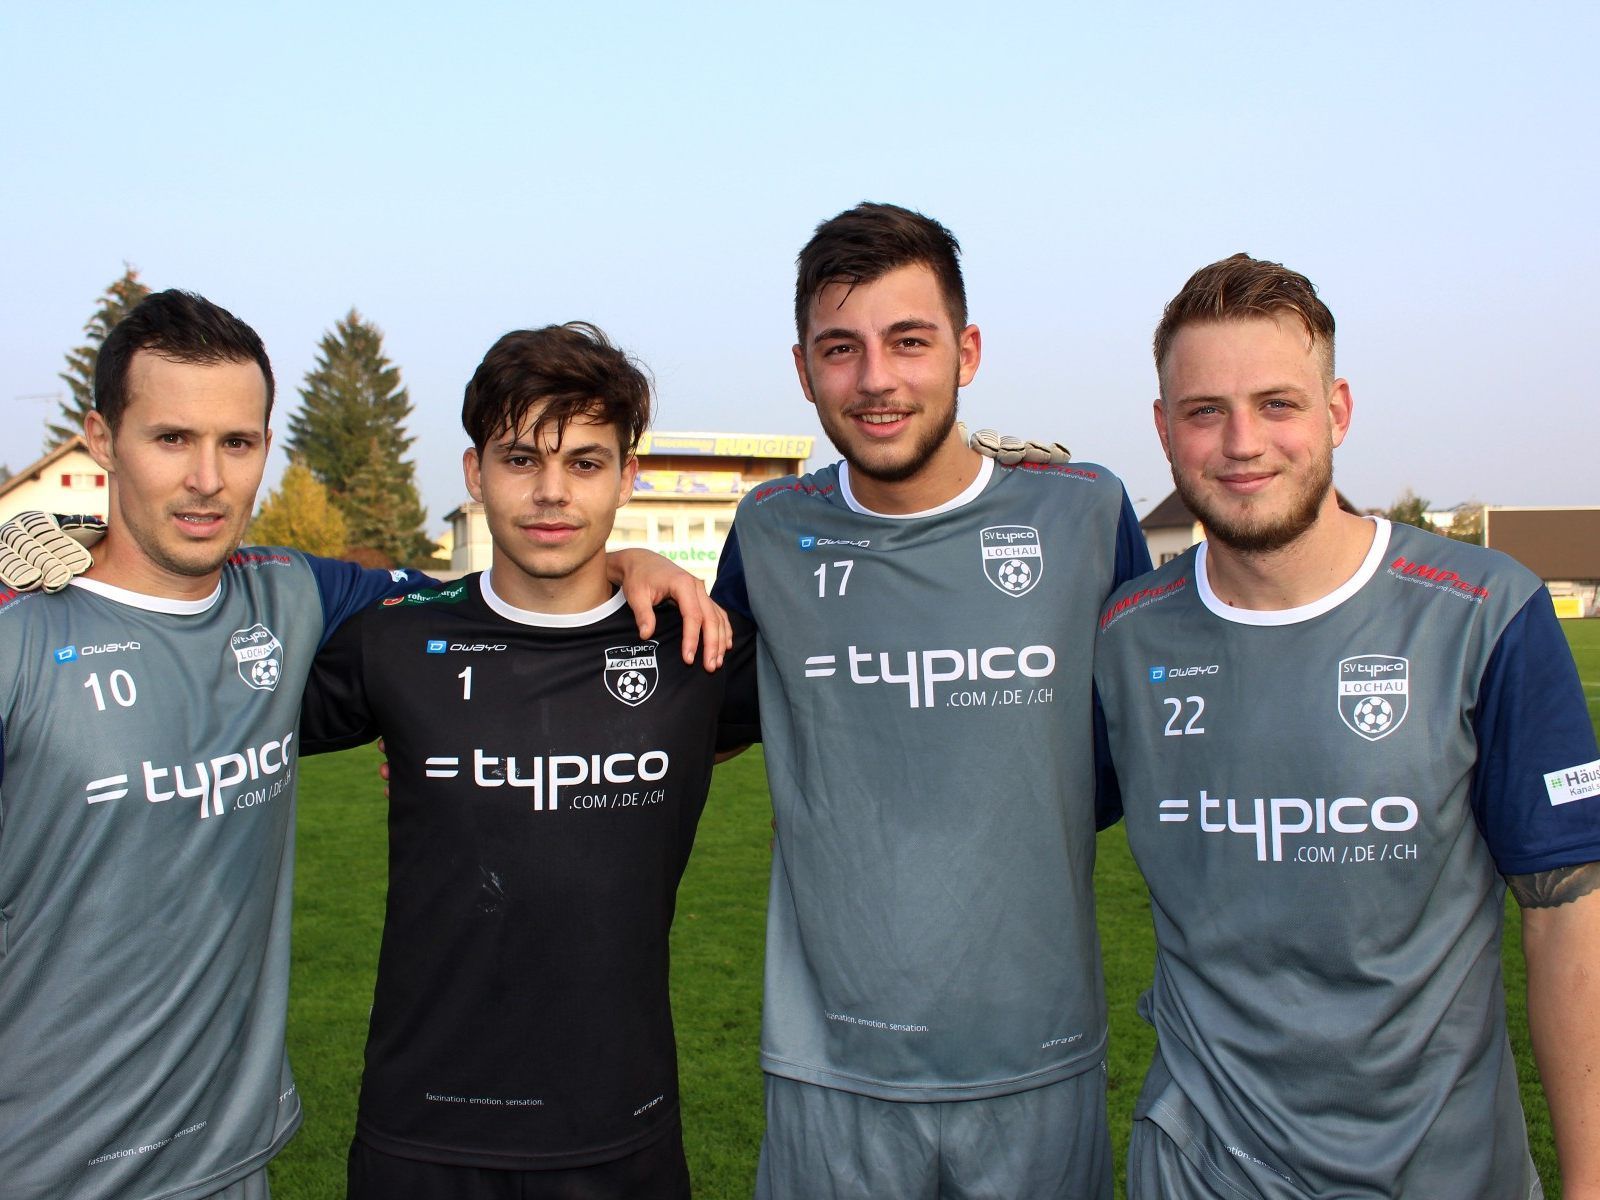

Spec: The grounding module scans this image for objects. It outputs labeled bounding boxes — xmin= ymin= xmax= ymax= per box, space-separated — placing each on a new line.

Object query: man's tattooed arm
xmin=1508 ymin=861 xmax=1600 ymax=908
xmin=1518 ymin=863 xmax=1600 ymax=1195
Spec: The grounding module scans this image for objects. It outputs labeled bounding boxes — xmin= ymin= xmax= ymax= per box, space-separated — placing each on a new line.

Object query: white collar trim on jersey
xmin=479 ymin=571 xmax=629 ymax=627
xmin=839 ymin=455 xmax=993 ymax=519
xmin=1197 ymin=517 xmax=1392 ymax=626
xmin=69 ymin=575 xmax=222 ymax=615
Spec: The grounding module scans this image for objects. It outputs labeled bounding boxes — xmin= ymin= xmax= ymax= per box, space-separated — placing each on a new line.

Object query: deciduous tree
xmin=1445 ymin=501 xmax=1485 ymax=545
xmin=248 ymin=462 xmax=349 ymax=557
xmin=1384 ymin=488 xmax=1434 ymax=531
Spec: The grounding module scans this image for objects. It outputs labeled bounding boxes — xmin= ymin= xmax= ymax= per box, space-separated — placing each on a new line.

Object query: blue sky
xmin=4 ymin=2 xmax=1595 ymax=527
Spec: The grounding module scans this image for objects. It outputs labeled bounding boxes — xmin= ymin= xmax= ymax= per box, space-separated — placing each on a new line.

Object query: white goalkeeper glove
xmin=966 ymin=425 xmax=1072 ymax=467
xmin=0 ymin=512 xmax=105 ymax=593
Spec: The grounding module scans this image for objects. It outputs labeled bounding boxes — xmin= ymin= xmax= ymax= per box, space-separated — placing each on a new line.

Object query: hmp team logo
xmin=231 ymin=623 xmax=284 ymax=692
xmin=604 ymin=642 xmax=659 ymax=706
xmin=980 ymin=525 xmax=1043 ymax=597
xmin=1337 ymin=654 xmax=1410 ymax=741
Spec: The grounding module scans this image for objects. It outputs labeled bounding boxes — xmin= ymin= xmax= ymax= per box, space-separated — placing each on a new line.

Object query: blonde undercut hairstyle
xmin=1153 ymin=253 xmax=1336 ymax=385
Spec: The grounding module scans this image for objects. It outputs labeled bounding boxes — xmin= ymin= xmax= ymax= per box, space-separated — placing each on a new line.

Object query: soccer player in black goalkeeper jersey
xmin=299 ymin=323 xmax=758 ymax=1200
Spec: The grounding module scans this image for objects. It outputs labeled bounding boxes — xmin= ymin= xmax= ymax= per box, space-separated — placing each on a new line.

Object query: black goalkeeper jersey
xmin=299 ymin=573 xmax=758 ymax=1169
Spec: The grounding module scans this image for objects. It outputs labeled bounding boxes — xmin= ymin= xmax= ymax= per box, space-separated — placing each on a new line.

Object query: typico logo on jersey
xmin=420 ymin=748 xmax=670 ymax=809
xmin=1156 ymin=789 xmax=1419 ymax=862
xmin=803 ymin=643 xmax=1057 ymax=709
xmin=83 ymin=731 xmax=296 ymax=819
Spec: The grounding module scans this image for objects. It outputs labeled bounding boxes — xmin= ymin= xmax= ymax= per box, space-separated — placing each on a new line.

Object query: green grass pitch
xmin=270 ymin=620 xmax=1600 ymax=1198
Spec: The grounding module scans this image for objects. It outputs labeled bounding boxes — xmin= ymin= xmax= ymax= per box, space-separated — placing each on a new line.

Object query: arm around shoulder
xmin=606 ymin=548 xmax=729 ymax=671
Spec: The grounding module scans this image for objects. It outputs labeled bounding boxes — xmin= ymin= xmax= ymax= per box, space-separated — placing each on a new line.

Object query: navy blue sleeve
xmin=710 ymin=523 xmax=755 ymax=624
xmin=1112 ymin=489 xmax=1154 ymax=591
xmin=303 ymin=555 xmax=435 ymax=649
xmin=1093 ymin=684 xmax=1123 ymax=831
xmin=298 ymin=608 xmax=379 ymax=756
xmin=715 ymin=611 xmax=762 ymax=751
xmin=1470 ymin=591 xmax=1600 ymax=875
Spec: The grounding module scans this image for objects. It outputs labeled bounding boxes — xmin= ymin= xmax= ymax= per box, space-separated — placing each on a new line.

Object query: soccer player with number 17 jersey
xmin=1095 ymin=255 xmax=1600 ymax=1198
xmin=714 ymin=203 xmax=1151 ymax=1200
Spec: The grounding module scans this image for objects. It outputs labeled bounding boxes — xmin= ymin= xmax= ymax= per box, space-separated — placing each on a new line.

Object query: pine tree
xmin=285 ymin=310 xmax=433 ymax=564
xmin=340 ymin=437 xmax=434 ymax=567
xmin=51 ymin=266 xmax=151 ymax=448
xmin=248 ymin=462 xmax=350 ymax=557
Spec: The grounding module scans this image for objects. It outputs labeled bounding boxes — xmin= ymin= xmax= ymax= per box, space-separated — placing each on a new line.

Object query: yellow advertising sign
xmin=633 ymin=469 xmax=743 ymax=496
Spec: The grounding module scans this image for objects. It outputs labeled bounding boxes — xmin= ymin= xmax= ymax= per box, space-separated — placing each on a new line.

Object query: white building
xmin=446 ymin=430 xmax=814 ymax=583
xmin=0 ymin=437 xmax=107 ymax=525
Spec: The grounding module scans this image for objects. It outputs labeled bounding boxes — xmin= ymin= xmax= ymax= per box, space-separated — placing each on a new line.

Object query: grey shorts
xmin=755 ymin=1065 xmax=1111 ymax=1200
xmin=1128 ymin=1104 xmax=1548 ymax=1200
xmin=1127 ymin=1116 xmax=1269 ymax=1200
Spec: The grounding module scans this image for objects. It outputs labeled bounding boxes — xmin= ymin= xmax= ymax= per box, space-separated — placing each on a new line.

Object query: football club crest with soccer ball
xmin=230 ymin=623 xmax=284 ymax=692
xmin=604 ymin=642 xmax=659 ymax=707
xmin=980 ymin=525 xmax=1043 ymax=597
xmin=1337 ymin=654 xmax=1410 ymax=741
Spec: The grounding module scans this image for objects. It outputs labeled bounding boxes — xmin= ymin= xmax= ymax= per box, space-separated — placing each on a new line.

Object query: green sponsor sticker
xmin=388 ymin=579 xmax=468 ymax=607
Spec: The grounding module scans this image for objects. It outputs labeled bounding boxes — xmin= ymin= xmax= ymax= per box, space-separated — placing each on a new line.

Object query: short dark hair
xmin=794 ymin=202 xmax=968 ymax=341
xmin=461 ymin=322 xmax=652 ymax=454
xmin=95 ymin=289 xmax=275 ymax=431
xmin=1153 ymin=253 xmax=1336 ymax=382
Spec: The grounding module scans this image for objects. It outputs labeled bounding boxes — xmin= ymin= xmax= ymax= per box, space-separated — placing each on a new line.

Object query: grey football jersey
xmin=1095 ymin=520 xmax=1600 ymax=1198
xmin=717 ymin=456 xmax=1149 ymax=1100
xmin=0 ymin=551 xmax=411 ymax=1200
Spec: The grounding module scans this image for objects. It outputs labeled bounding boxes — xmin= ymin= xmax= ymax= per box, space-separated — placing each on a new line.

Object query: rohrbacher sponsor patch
xmin=1545 ymin=758 xmax=1600 ymax=806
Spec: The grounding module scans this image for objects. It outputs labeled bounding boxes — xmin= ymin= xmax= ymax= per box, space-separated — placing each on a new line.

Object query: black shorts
xmin=347 ymin=1123 xmax=691 ymax=1200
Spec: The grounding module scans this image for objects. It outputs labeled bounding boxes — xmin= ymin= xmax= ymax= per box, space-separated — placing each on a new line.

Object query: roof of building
xmin=0 ymin=435 xmax=94 ymax=503
xmin=1140 ymin=489 xmax=1196 ymax=530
